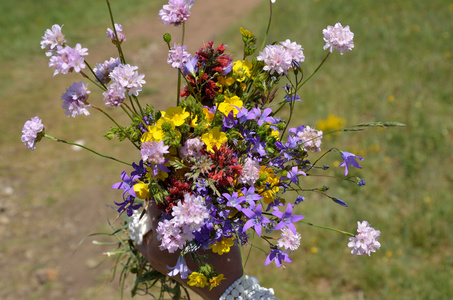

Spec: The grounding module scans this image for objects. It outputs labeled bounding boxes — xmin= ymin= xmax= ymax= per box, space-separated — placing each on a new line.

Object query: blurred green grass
xmin=2 ymin=0 xmax=452 ymax=299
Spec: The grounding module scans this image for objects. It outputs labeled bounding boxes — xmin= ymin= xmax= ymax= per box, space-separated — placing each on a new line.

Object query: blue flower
xmin=241 ymin=204 xmax=271 ymax=236
xmin=167 ymin=255 xmax=191 ymax=280
xmin=264 ymin=249 xmax=292 ymax=267
xmin=272 ymin=203 xmax=304 ymax=234
xmin=338 ymin=151 xmax=364 ymax=176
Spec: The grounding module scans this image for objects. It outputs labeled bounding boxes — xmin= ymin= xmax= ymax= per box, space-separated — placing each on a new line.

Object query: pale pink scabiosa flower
xmin=61 ymin=81 xmax=91 ymax=117
xmin=103 ymin=84 xmax=126 ymax=107
xmin=141 ymin=140 xmax=170 ymax=165
xmin=21 ymin=116 xmax=45 ymax=151
xmin=171 ymin=194 xmax=209 ymax=230
xmin=280 ymin=39 xmax=305 ymax=64
xmin=41 ymin=24 xmax=66 ymax=56
xmin=48 ymin=43 xmax=88 ymax=76
xmin=109 ymin=64 xmax=146 ymax=97
xmin=295 ymin=125 xmax=323 ymax=152
xmin=257 ymin=44 xmax=292 ymax=75
xmin=167 ymin=43 xmax=192 ymax=69
xmin=323 ymin=23 xmax=354 ymax=55
xmin=93 ymin=57 xmax=122 ymax=85
xmin=156 ymin=219 xmax=188 ymax=253
xmin=277 ymin=227 xmax=301 ymax=252
xmin=238 ymin=157 xmax=260 ymax=185
xmin=180 ymin=137 xmax=204 ymax=160
xmin=348 ymin=221 xmax=381 ymax=256
xmin=159 ymin=0 xmax=195 ymax=26
xmin=106 ymin=23 xmax=126 ymax=44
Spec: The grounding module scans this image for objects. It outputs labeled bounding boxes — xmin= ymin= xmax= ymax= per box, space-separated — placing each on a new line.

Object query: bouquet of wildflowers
xmin=21 ymin=0 xmax=402 ymax=298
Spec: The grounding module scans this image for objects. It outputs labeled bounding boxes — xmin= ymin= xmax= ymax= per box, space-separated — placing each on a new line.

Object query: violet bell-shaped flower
xmin=272 ymin=203 xmax=304 ymax=235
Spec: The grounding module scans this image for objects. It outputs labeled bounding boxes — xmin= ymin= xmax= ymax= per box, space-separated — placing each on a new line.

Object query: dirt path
xmin=0 ymin=1 xmax=263 ymax=299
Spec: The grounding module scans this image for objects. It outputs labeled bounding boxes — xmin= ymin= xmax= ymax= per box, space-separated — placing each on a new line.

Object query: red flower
xmin=207 ymin=145 xmax=242 ymax=188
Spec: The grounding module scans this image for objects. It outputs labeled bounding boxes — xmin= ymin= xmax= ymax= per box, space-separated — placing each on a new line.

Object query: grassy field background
xmin=1 ymin=0 xmax=452 ymax=299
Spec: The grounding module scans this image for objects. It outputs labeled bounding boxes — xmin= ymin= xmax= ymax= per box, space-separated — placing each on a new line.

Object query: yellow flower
xmin=187 ymin=272 xmax=208 ymax=288
xmin=316 ymin=114 xmax=346 ymax=134
xmin=232 ymin=60 xmax=252 ymax=82
xmin=217 ymin=75 xmax=235 ymax=87
xmin=257 ymin=166 xmax=279 ymax=204
xmin=210 ymin=237 xmax=235 ymax=255
xmin=218 ymin=95 xmax=243 ymax=117
xmin=240 ymin=27 xmax=254 ymax=39
xmin=201 ymin=128 xmax=228 ymax=152
xmin=162 ymin=106 xmax=190 ymax=127
xmin=141 ymin=118 xmax=167 ymax=142
xmin=209 ymin=274 xmax=226 ymax=290
xmin=203 ymin=107 xmax=214 ymax=124
xmin=133 ymin=182 xmax=149 ymax=199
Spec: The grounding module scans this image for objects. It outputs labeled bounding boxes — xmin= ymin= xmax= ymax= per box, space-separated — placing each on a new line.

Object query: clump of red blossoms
xmin=207 ymin=145 xmax=242 ymax=188
xmin=181 ymin=41 xmax=232 ymax=106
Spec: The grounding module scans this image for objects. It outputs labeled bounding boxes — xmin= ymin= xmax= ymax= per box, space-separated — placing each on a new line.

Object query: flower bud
xmin=163 ymin=33 xmax=172 ymax=43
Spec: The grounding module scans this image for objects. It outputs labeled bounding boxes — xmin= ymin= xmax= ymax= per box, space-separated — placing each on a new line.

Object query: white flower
xmin=277 ymin=227 xmax=301 ymax=252
xmin=323 ymin=23 xmax=354 ymax=54
xmin=348 ymin=221 xmax=381 ymax=256
xmin=129 ymin=210 xmax=151 ymax=245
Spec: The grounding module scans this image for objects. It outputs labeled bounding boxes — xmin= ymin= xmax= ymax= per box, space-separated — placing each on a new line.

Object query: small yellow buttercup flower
xmin=218 ymin=95 xmax=243 ymax=117
xmin=257 ymin=166 xmax=279 ymax=204
xmin=209 ymin=274 xmax=226 ymax=290
xmin=232 ymin=60 xmax=252 ymax=82
xmin=187 ymin=272 xmax=208 ymax=288
xmin=141 ymin=118 xmax=167 ymax=143
xmin=210 ymin=237 xmax=235 ymax=255
xmin=133 ymin=182 xmax=149 ymax=199
xmin=201 ymin=128 xmax=228 ymax=152
xmin=162 ymin=106 xmax=190 ymax=127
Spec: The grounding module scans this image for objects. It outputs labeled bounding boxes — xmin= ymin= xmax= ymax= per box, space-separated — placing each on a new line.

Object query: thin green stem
xmin=83 ymin=61 xmax=107 ymax=90
xmin=297 ymin=51 xmax=331 ymax=90
xmin=106 ymin=0 xmax=126 ymax=64
xmin=300 ymin=219 xmax=354 ymax=237
xmin=44 ymin=134 xmax=131 ymax=166
xmin=260 ymin=1 xmax=273 ymax=51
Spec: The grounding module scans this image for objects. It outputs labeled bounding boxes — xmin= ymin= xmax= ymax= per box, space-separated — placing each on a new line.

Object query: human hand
xmin=135 ymin=201 xmax=244 ymax=300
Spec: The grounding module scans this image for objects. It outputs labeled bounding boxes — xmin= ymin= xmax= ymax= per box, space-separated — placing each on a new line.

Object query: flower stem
xmin=300 ymin=219 xmax=355 ymax=237
xmin=260 ymin=1 xmax=273 ymax=51
xmin=106 ymin=0 xmax=126 ymax=64
xmin=44 ymin=134 xmax=131 ymax=166
xmin=296 ymin=51 xmax=331 ymax=90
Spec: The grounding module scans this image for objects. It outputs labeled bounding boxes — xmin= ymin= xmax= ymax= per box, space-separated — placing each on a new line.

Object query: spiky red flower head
xmin=207 ymin=144 xmax=242 ymax=188
xmin=159 ymin=177 xmax=191 ymax=215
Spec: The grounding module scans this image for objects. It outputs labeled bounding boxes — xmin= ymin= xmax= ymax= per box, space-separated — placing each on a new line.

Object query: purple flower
xmin=294 ymin=196 xmax=305 ymax=205
xmin=167 ymin=255 xmax=191 ymax=279
xmin=282 ymin=166 xmax=306 ymax=184
xmin=21 ymin=116 xmax=45 ymax=150
xmin=222 ymin=111 xmax=237 ymax=129
xmin=222 ymin=192 xmax=246 ymax=211
xmin=103 ymin=83 xmax=126 ymax=107
xmin=61 ymin=81 xmax=91 ymax=117
xmin=48 ymin=44 xmax=88 ymax=76
xmin=241 ymin=204 xmax=271 ymax=237
xmin=183 ymin=56 xmax=198 ymax=76
xmin=272 ymin=203 xmax=304 ymax=235
xmin=109 ymin=64 xmax=146 ymax=97
xmin=283 ymin=85 xmax=301 ymax=103
xmin=114 ymin=195 xmax=141 ymax=217
xmin=338 ymin=151 xmax=364 ymax=176
xmin=111 ymin=171 xmax=138 ymax=200
xmin=264 ymin=249 xmax=292 ymax=267
xmin=240 ymin=186 xmax=262 ymax=206
xmin=323 ymin=23 xmax=354 ymax=55
xmin=41 ymin=24 xmax=66 ymax=55
xmin=168 ymin=43 xmax=192 ymax=69
xmin=159 ymin=0 xmax=195 ymax=27
xmin=93 ymin=57 xmax=121 ymax=85
xmin=249 ymin=107 xmax=274 ymax=126
xmin=107 ymin=23 xmax=126 ymax=45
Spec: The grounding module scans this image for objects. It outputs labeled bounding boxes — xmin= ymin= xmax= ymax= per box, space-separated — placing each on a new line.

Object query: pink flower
xmin=61 ymin=81 xmax=91 ymax=117
xmin=159 ymin=0 xmax=195 ymax=26
xmin=107 ymin=23 xmax=126 ymax=44
xmin=21 ymin=117 xmax=45 ymax=150
xmin=140 ymin=141 xmax=169 ymax=165
xmin=168 ymin=43 xmax=192 ymax=69
xmin=323 ymin=23 xmax=354 ymax=54
xmin=277 ymin=227 xmax=301 ymax=252
xmin=348 ymin=221 xmax=381 ymax=256
xmin=41 ymin=24 xmax=66 ymax=56
xmin=109 ymin=64 xmax=146 ymax=96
